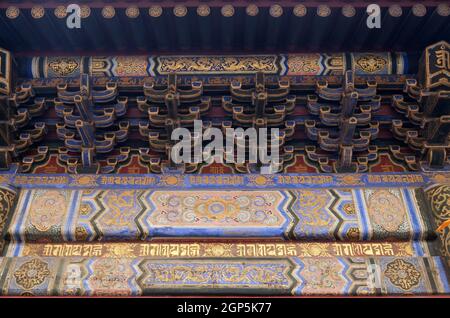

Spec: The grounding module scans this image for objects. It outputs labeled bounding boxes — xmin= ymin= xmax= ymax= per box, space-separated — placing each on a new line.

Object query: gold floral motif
xmin=104 ymin=243 xmax=137 ymax=258
xmin=298 ymin=243 xmax=331 ymax=257
xmin=142 ymin=260 xmax=290 ymax=287
xmin=437 ymin=4 xmax=450 ymax=17
xmin=246 ymin=5 xmax=259 ymax=17
xmin=6 ymin=6 xmax=20 ymax=19
xmin=343 ymin=203 xmax=356 ymax=215
xmin=197 ymin=5 xmax=210 ymax=17
xmin=102 ymin=6 xmax=115 ymax=19
xmin=14 ymin=259 xmax=51 ymax=290
xmin=287 ymin=54 xmax=322 ymax=75
xmin=204 ymin=244 xmax=233 ymax=257
xmin=173 ymin=6 xmax=187 ymax=17
xmin=73 ymin=175 xmax=97 ymax=186
xmin=366 ymin=189 xmax=406 ymax=232
xmin=342 ymin=5 xmax=355 ymax=18
xmin=356 ymin=55 xmax=387 ymax=73
xmin=114 ymin=57 xmax=149 ymax=76
xmin=293 ymin=5 xmax=307 ymax=17
xmin=75 ymin=227 xmax=89 ymax=241
xmin=427 ymin=185 xmax=450 ymax=220
xmin=346 ymin=227 xmax=360 ymax=240
xmin=28 ymin=190 xmax=68 ymax=232
xmin=269 ymin=5 xmax=283 ymax=18
xmin=221 ymin=5 xmax=234 ymax=17
xmin=388 ymin=5 xmax=402 ymax=17
xmin=149 ymin=6 xmax=162 ymax=17
xmin=317 ymin=5 xmax=331 ymax=17
xmin=54 ymin=6 xmax=67 ymax=19
xmin=412 ymin=4 xmax=427 ymax=17
xmin=126 ymin=6 xmax=139 ymax=18
xmin=384 ymin=259 xmax=421 ymax=290
xmin=31 ymin=6 xmax=45 ymax=19
xmin=80 ymin=5 xmax=91 ymax=18
xmin=48 ymin=58 xmax=79 ymax=77
xmin=0 ymin=188 xmax=15 ymax=233
xmin=79 ymin=204 xmax=91 ymax=216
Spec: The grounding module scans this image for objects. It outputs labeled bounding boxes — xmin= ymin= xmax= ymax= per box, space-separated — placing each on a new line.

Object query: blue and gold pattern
xmin=0 ymin=256 xmax=447 ymax=296
xmin=21 ymin=52 xmax=410 ymax=79
xmin=4 ymin=187 xmax=432 ymax=242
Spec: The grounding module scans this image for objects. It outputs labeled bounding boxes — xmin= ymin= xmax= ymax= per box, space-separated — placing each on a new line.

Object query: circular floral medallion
xmin=29 ymin=190 xmax=67 ymax=232
xmin=102 ymin=6 xmax=115 ymax=19
xmin=342 ymin=5 xmax=355 ymax=18
xmin=221 ymin=5 xmax=234 ymax=17
xmin=388 ymin=5 xmax=403 ymax=17
xmin=54 ymin=6 xmax=67 ymax=19
xmin=14 ymin=259 xmax=51 ymax=290
xmin=246 ymin=4 xmax=259 ymax=17
xmin=126 ymin=6 xmax=140 ymax=18
xmin=31 ymin=6 xmax=45 ymax=19
xmin=173 ymin=6 xmax=187 ymax=17
xmin=437 ymin=4 xmax=450 ymax=17
xmin=80 ymin=5 xmax=91 ymax=19
xmin=384 ymin=259 xmax=421 ymax=290
xmin=149 ymin=6 xmax=163 ymax=18
xmin=6 ymin=6 xmax=20 ymax=19
xmin=269 ymin=5 xmax=283 ymax=18
xmin=197 ymin=5 xmax=210 ymax=17
xmin=317 ymin=5 xmax=331 ymax=17
xmin=412 ymin=4 xmax=426 ymax=17
xmin=293 ymin=5 xmax=307 ymax=17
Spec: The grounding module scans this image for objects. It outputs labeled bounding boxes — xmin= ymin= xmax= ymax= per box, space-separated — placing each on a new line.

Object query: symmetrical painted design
xmin=0 ymin=256 xmax=447 ymax=296
xmin=0 ymin=172 xmax=437 ymax=190
xmin=21 ymin=53 xmax=409 ymax=79
xmin=4 ymin=242 xmax=420 ymax=258
xmin=0 ymin=48 xmax=11 ymax=94
xmin=5 ymin=187 xmax=432 ymax=242
xmin=0 ymin=185 xmax=17 ymax=254
xmin=426 ymin=184 xmax=450 ymax=266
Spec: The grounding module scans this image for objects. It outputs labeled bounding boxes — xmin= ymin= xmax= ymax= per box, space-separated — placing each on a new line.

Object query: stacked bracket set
xmin=0 ymin=35 xmax=450 ymax=295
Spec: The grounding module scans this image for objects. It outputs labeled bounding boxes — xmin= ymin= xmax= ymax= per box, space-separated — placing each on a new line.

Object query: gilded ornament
xmin=29 ymin=190 xmax=68 ymax=232
xmin=437 ymin=4 xmax=450 ymax=17
xmin=346 ymin=227 xmax=360 ymax=240
xmin=384 ymin=259 xmax=421 ymax=290
xmin=197 ymin=5 xmax=210 ymax=17
xmin=388 ymin=5 xmax=402 ymax=17
xmin=412 ymin=4 xmax=427 ymax=17
xmin=75 ymin=226 xmax=88 ymax=241
xmin=221 ymin=5 xmax=235 ymax=17
xmin=126 ymin=6 xmax=140 ymax=18
xmin=31 ymin=6 xmax=45 ymax=19
xmin=343 ymin=203 xmax=356 ymax=215
xmin=173 ymin=6 xmax=187 ymax=17
xmin=204 ymin=244 xmax=233 ymax=257
xmin=6 ymin=6 xmax=20 ymax=19
xmin=48 ymin=58 xmax=79 ymax=77
xmin=246 ymin=4 xmax=259 ymax=17
xmin=149 ymin=6 xmax=163 ymax=18
xmin=80 ymin=5 xmax=91 ymax=18
xmin=269 ymin=5 xmax=283 ymax=18
xmin=317 ymin=5 xmax=331 ymax=17
xmin=14 ymin=259 xmax=51 ymax=290
xmin=427 ymin=185 xmax=450 ymax=220
xmin=293 ymin=5 xmax=307 ymax=17
xmin=102 ymin=6 xmax=116 ymax=19
xmin=342 ymin=5 xmax=355 ymax=18
xmin=366 ymin=189 xmax=406 ymax=232
xmin=356 ymin=55 xmax=387 ymax=73
xmin=54 ymin=6 xmax=67 ymax=19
